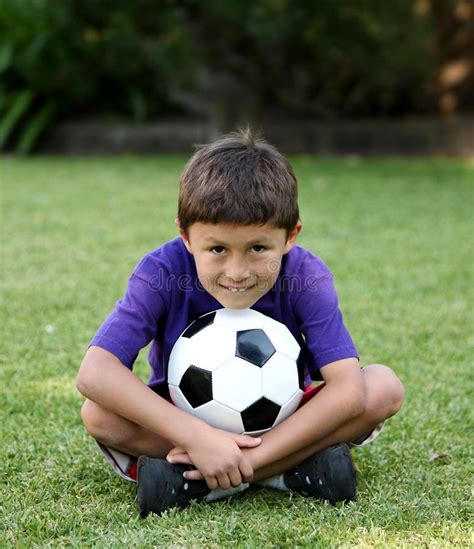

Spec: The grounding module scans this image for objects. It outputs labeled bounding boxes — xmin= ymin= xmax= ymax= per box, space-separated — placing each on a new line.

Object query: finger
xmin=216 ymin=473 xmax=231 ymax=490
xmin=166 ymin=446 xmax=186 ymax=458
xmin=239 ymin=460 xmax=254 ymax=483
xmin=228 ymin=468 xmax=243 ymax=488
xmin=205 ymin=476 xmax=218 ymax=490
xmin=183 ymin=469 xmax=204 ymax=481
xmin=235 ymin=435 xmax=262 ymax=448
xmin=167 ymin=453 xmax=193 ymax=465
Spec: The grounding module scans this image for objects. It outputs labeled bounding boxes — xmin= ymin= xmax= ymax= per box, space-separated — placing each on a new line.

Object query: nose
xmin=225 ymin=254 xmax=250 ymax=282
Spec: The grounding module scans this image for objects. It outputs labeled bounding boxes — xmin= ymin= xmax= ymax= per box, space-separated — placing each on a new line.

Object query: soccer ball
xmin=168 ymin=308 xmax=304 ymax=436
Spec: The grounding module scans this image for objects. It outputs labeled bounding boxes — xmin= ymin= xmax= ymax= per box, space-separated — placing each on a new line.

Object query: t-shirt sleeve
xmin=89 ymin=273 xmax=166 ymax=368
xmin=294 ymin=273 xmax=358 ymax=377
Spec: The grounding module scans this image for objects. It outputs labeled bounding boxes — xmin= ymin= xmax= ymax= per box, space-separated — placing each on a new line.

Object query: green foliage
xmin=1 ymin=156 xmax=473 ymax=545
xmin=0 ymin=0 xmax=196 ymax=151
xmin=0 ymin=89 xmax=34 ymax=148
xmin=0 ymin=1 xmax=452 ymax=151
xmin=0 ymin=37 xmax=56 ymax=154
xmin=185 ymin=0 xmax=434 ymax=117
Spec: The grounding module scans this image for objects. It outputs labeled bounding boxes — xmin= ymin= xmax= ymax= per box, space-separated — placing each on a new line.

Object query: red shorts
xmin=298 ymin=382 xmax=326 ymax=407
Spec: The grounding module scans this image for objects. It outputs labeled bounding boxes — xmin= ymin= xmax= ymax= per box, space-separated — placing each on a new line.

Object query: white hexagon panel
xmin=168 ymin=384 xmax=195 ymax=416
xmin=195 ymin=400 xmax=245 ymax=433
xmin=262 ymin=316 xmax=300 ymax=361
xmin=273 ymin=388 xmax=305 ymax=426
xmin=261 ymin=353 xmax=301 ymax=406
xmin=167 ymin=337 xmax=193 ymax=387
xmin=188 ymin=323 xmax=237 ymax=372
xmin=213 ymin=357 xmax=262 ymax=411
xmin=214 ymin=308 xmax=266 ymax=331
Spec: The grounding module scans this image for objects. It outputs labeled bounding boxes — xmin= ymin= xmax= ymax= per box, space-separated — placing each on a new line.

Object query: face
xmin=179 ymin=221 xmax=302 ymax=310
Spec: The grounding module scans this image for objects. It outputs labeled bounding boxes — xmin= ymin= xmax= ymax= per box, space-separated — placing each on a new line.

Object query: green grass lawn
xmin=1 ymin=155 xmax=473 ymax=547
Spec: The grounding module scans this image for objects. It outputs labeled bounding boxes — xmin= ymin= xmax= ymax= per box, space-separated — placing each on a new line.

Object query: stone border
xmin=40 ymin=117 xmax=473 ymax=156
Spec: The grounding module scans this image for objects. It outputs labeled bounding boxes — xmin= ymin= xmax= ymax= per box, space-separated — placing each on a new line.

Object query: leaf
xmin=0 ymin=41 xmax=13 ymax=73
xmin=17 ymin=101 xmax=55 ymax=154
xmin=0 ymin=89 xmax=34 ymax=150
xmin=0 ymin=88 xmax=8 ymax=111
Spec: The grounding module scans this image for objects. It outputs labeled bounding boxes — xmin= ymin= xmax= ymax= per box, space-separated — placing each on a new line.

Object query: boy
xmin=76 ymin=130 xmax=404 ymax=517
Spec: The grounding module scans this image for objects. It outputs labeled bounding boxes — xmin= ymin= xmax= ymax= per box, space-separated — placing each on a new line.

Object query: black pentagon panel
xmin=182 ymin=312 xmax=216 ymax=338
xmin=179 ymin=365 xmax=213 ymax=408
xmin=241 ymin=397 xmax=281 ymax=432
xmin=236 ymin=329 xmax=275 ymax=367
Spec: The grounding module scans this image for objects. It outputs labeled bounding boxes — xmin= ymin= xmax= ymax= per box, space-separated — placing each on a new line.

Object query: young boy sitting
xmin=76 ymin=130 xmax=404 ymax=517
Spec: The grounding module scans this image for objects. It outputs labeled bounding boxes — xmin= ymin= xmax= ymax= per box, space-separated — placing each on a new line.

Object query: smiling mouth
xmin=219 ymin=284 xmax=254 ymax=293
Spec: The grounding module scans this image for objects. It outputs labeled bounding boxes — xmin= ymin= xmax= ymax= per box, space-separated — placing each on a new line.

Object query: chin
xmin=217 ymin=296 xmax=260 ymax=310
xmin=223 ymin=303 xmax=252 ymax=310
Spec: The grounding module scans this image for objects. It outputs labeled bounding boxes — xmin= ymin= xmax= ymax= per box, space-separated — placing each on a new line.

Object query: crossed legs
xmin=81 ymin=364 xmax=404 ymax=481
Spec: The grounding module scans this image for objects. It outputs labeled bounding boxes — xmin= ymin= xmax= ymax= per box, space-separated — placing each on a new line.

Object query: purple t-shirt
xmin=90 ymin=238 xmax=358 ymax=392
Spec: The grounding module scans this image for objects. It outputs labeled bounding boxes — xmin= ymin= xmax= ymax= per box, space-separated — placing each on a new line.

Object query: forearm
xmin=76 ymin=346 xmax=207 ymax=448
xmin=247 ymin=381 xmax=365 ymax=471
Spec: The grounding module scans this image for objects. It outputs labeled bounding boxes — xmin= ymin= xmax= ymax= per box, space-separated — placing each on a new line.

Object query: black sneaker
xmin=137 ymin=456 xmax=209 ymax=517
xmin=283 ymin=443 xmax=356 ymax=505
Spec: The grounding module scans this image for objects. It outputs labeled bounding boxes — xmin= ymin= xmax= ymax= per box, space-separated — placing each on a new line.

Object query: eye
xmin=210 ymin=246 xmax=226 ymax=255
xmin=251 ymin=245 xmax=266 ymax=253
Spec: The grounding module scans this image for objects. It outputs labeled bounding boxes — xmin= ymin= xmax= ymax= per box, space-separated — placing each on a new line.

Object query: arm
xmin=171 ymin=268 xmax=363 ymax=479
xmin=244 ymin=358 xmax=365 ymax=470
xmin=176 ymin=358 xmax=365 ymax=480
xmin=77 ymin=345 xmax=260 ymax=488
xmin=77 ymin=346 xmax=200 ymax=445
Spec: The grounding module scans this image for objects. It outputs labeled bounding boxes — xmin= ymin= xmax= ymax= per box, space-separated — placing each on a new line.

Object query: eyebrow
xmin=203 ymin=236 xmax=272 ymax=245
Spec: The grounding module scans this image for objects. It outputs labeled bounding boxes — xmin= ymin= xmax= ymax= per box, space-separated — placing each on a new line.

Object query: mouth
xmin=219 ymin=284 xmax=254 ymax=293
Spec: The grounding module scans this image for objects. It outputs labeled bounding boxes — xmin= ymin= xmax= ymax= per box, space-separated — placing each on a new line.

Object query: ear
xmin=283 ymin=220 xmax=302 ymax=254
xmin=176 ymin=218 xmax=193 ymax=254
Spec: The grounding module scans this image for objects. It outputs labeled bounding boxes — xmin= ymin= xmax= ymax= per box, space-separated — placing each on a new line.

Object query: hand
xmin=167 ymin=427 xmax=261 ymax=490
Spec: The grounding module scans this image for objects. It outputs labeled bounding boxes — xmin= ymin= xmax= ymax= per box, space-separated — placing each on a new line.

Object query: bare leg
xmin=252 ymin=364 xmax=404 ymax=482
xmin=81 ymin=364 xmax=403 ymax=478
xmin=81 ymin=399 xmax=173 ymax=458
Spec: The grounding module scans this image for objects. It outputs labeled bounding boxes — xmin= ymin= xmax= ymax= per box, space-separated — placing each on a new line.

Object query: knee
xmin=81 ymin=399 xmax=115 ymax=444
xmin=363 ymin=364 xmax=405 ymax=422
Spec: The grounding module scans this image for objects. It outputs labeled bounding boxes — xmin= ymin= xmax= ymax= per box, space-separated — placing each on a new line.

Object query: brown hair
xmin=178 ymin=128 xmax=299 ymax=234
